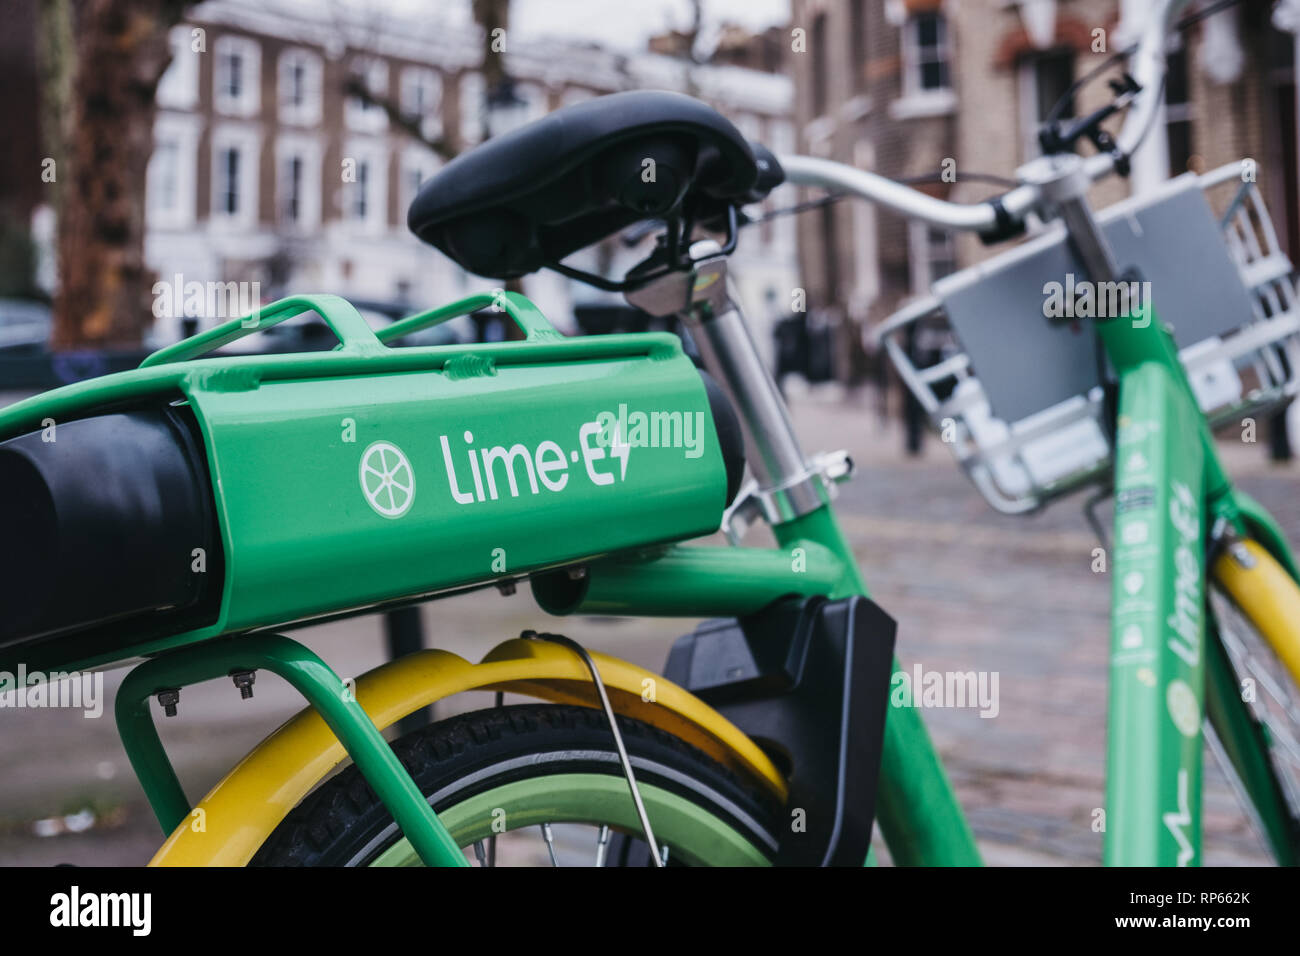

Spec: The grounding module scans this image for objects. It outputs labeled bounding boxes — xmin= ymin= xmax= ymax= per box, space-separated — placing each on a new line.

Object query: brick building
xmin=790 ymin=0 xmax=1300 ymax=381
xmin=141 ymin=0 xmax=798 ymax=343
xmin=3 ymin=0 xmax=797 ymax=348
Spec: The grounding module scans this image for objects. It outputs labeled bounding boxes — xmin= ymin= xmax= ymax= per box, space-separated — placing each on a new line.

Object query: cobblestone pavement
xmin=0 ymin=386 xmax=1294 ymax=865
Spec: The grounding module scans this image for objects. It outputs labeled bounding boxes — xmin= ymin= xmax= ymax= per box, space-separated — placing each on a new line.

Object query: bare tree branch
xmin=342 ymin=74 xmax=456 ymax=160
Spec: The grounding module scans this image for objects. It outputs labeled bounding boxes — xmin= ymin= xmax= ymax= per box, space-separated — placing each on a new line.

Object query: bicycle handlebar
xmin=778 ymin=0 xmax=1192 ymax=235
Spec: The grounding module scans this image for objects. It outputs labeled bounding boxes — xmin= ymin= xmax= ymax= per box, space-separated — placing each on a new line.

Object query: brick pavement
xmin=0 ymin=386 xmax=1293 ymax=865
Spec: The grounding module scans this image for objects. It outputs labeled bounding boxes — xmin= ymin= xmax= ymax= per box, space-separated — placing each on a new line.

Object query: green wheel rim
xmin=370 ymin=773 xmax=773 ymax=867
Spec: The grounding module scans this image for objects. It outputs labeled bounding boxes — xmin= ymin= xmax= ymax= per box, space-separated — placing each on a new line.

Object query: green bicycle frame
xmin=0 ymin=289 xmax=977 ymax=866
xmin=7 ymin=284 xmax=1293 ymax=867
xmin=1097 ymin=302 xmax=1300 ymax=866
xmin=0 ymin=291 xmax=740 ymax=866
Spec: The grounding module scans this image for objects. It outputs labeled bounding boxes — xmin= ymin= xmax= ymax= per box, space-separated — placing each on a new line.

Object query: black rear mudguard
xmin=613 ymin=595 xmax=896 ymax=866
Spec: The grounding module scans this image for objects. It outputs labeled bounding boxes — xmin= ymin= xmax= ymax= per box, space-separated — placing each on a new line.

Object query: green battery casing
xmin=0 ymin=294 xmax=730 ymax=668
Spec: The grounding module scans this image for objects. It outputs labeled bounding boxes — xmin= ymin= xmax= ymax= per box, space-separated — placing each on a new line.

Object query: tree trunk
xmin=52 ymin=0 xmax=187 ymax=349
xmin=472 ymin=0 xmax=510 ymax=128
xmin=37 ymin=0 xmax=75 ymax=221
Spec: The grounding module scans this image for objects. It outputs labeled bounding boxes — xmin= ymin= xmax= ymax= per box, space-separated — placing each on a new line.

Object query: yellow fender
xmin=1212 ymin=538 xmax=1300 ymax=690
xmin=150 ymin=637 xmax=787 ymax=865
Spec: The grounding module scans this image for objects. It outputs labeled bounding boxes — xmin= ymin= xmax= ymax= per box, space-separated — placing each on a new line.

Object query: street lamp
xmin=485 ymin=76 xmax=530 ymax=139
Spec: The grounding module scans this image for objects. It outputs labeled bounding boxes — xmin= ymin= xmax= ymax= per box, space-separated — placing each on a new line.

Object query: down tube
xmin=774 ymin=505 xmax=982 ymax=865
xmin=1106 ymin=362 xmax=1207 ymax=866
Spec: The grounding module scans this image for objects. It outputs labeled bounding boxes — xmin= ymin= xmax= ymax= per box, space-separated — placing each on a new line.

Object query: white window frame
xmin=275 ymin=134 xmax=321 ymax=232
xmin=341 ymin=140 xmax=388 ymax=234
xmin=399 ymin=144 xmax=441 ymax=224
xmin=157 ymin=25 xmax=199 ymax=110
xmin=515 ymin=81 xmax=549 ymax=125
xmin=733 ymin=112 xmax=761 ymax=144
xmin=486 ymin=80 xmax=549 ymax=138
xmin=458 ymin=71 xmax=485 ymax=145
xmin=908 ymin=220 xmax=957 ymax=294
xmin=560 ymin=86 xmax=596 ymax=109
xmin=149 ymin=138 xmax=182 ymax=219
xmin=213 ymin=35 xmax=261 ymax=118
xmin=278 ymin=48 xmax=322 ymax=126
xmin=848 ymin=139 xmax=881 ymax=318
xmin=147 ymin=114 xmax=199 ymax=230
xmin=1017 ymin=50 xmax=1077 ymax=162
xmin=891 ymin=11 xmax=956 ymax=119
xmin=210 ymin=125 xmax=261 ymax=230
xmin=400 ymin=67 xmax=443 ymax=141
xmin=768 ymin=120 xmax=799 ymax=252
xmin=345 ymin=58 xmax=390 ymax=133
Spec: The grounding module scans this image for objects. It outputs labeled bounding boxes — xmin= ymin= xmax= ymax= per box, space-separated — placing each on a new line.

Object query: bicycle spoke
xmin=472 ymin=840 xmax=488 ymax=867
xmin=489 ymin=692 xmax=503 ymax=867
xmin=1216 ymin=592 xmax=1300 ymax=821
xmin=540 ymin=823 xmax=559 ymax=867
xmin=595 ymin=825 xmax=610 ymax=867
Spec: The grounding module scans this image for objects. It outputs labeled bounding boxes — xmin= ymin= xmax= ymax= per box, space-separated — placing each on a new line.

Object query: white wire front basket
xmin=878 ymin=161 xmax=1300 ymax=514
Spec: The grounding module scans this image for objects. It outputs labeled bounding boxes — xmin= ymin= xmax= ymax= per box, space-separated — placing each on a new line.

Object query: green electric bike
xmin=1 ymin=0 xmax=1298 ymax=867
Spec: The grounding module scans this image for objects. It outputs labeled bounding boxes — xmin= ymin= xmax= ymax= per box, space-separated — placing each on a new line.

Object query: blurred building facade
xmin=144 ymin=0 xmax=797 ymax=343
xmin=790 ymin=0 xmax=1300 ymax=381
xmin=1 ymin=0 xmax=796 ymax=348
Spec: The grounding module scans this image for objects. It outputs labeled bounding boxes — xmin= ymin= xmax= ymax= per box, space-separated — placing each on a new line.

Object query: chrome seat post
xmin=625 ymin=241 xmax=835 ymax=526
xmin=685 ymin=295 xmax=827 ymax=522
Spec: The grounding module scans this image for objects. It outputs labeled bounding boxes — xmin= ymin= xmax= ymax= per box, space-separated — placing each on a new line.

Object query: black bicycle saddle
xmin=408 ymin=90 xmax=759 ymax=279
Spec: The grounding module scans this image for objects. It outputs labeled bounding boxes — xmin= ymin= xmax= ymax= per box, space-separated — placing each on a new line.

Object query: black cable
xmin=675 ymin=4 xmax=1251 ymax=242
xmin=1175 ymin=0 xmax=1246 ymax=30
xmin=898 ymin=170 xmax=1019 ymax=188
xmin=1043 ymin=45 xmax=1135 ymax=127
xmin=1042 ymin=0 xmax=1245 ymax=130
xmin=738 ymin=193 xmax=845 ymax=226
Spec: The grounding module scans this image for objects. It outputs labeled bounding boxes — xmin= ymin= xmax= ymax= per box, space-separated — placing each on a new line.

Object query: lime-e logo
xmin=359 ymin=441 xmax=416 ymax=518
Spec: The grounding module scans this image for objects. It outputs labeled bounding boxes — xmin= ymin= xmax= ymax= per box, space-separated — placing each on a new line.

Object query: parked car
xmin=0 ymin=298 xmax=52 ymax=355
xmin=0 ymin=298 xmax=152 ymax=391
xmin=350 ymin=299 xmax=467 ymax=348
